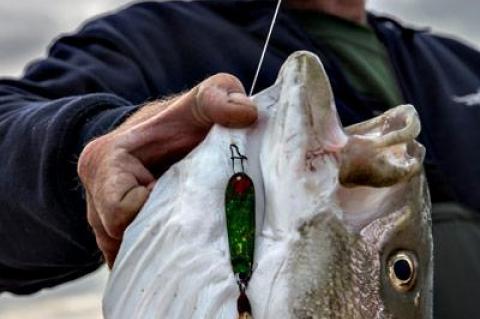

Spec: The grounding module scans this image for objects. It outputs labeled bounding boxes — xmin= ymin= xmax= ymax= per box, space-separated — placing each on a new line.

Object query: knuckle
xmin=104 ymin=197 xmax=123 ymax=215
xmin=199 ymin=86 xmax=223 ymax=108
xmin=100 ymin=205 xmax=127 ymax=238
xmin=86 ymin=209 xmax=99 ymax=228
xmin=104 ymin=219 xmax=125 ymax=239
xmin=77 ymin=137 xmax=108 ymax=183
xmin=77 ymin=143 xmax=96 ymax=181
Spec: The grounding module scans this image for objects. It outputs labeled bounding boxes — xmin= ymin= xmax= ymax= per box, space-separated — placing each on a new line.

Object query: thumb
xmin=103 ymin=185 xmax=151 ymax=240
xmin=193 ymin=73 xmax=258 ymax=128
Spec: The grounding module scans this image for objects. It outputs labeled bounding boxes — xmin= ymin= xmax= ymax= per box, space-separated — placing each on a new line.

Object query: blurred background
xmin=0 ymin=0 xmax=478 ymax=318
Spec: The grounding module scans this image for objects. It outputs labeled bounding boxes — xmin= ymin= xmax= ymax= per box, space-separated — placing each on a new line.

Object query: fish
xmin=103 ymin=51 xmax=433 ymax=319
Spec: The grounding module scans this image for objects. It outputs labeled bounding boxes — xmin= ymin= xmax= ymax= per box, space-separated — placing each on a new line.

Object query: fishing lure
xmin=225 ymin=144 xmax=255 ymax=319
xmin=226 ymin=0 xmax=282 ymax=316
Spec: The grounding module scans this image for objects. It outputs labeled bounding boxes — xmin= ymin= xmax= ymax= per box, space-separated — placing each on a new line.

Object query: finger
xmin=101 ymin=184 xmax=151 ymax=240
xmin=78 ymin=138 xmax=156 ymax=188
xmin=86 ymin=193 xmax=122 ymax=268
xmin=194 ymin=73 xmax=258 ymax=128
xmin=112 ymin=149 xmax=156 ymax=186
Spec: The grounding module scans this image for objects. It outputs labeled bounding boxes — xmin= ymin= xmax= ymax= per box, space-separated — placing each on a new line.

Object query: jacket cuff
xmin=78 ymin=95 xmax=139 ymax=148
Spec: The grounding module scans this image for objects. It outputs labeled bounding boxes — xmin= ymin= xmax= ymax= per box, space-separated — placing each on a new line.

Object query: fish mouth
xmin=339 ymin=104 xmax=425 ymax=189
xmin=251 ymin=52 xmax=431 ymax=318
xmin=337 ymin=105 xmax=425 ymax=232
xmin=263 ymin=51 xmax=426 ymax=234
xmin=334 ymin=104 xmax=426 ymax=232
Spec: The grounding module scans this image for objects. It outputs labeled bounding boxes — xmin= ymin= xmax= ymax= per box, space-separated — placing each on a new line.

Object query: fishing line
xmin=248 ymin=0 xmax=283 ymax=97
xmin=225 ymin=4 xmax=284 ymax=318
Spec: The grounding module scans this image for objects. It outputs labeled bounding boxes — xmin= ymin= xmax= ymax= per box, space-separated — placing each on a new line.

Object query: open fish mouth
xmin=103 ymin=51 xmax=433 ymax=319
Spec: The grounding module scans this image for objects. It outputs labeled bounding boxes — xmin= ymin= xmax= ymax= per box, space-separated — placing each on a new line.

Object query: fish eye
xmin=387 ymin=251 xmax=417 ymax=292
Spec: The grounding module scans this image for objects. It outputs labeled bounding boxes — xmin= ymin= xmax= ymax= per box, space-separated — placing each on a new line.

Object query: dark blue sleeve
xmin=0 ymin=0 xmax=290 ymax=294
xmin=0 ymin=6 xmax=158 ymax=294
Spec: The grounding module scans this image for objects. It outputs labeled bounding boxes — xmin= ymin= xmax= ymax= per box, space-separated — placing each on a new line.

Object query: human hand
xmin=77 ymin=74 xmax=257 ymax=268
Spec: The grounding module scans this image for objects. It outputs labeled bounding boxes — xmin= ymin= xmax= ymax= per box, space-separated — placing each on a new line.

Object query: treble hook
xmin=230 ymin=144 xmax=248 ymax=173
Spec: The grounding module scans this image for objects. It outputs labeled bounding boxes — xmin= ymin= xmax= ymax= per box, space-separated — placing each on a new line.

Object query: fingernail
xmin=228 ymin=92 xmax=254 ymax=106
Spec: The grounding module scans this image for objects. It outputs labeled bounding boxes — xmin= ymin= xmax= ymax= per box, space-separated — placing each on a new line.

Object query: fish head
xmin=249 ymin=52 xmax=433 ymax=319
xmin=337 ymin=107 xmax=432 ymax=319
xmin=103 ymin=51 xmax=432 ymax=319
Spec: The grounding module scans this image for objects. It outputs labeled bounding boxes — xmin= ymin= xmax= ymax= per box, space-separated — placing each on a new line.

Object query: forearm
xmin=0 ymin=7 xmax=163 ymax=293
xmin=0 ymin=89 xmax=137 ymax=294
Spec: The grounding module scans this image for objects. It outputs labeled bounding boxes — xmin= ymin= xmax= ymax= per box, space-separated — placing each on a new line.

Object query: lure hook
xmin=230 ymin=144 xmax=248 ymax=173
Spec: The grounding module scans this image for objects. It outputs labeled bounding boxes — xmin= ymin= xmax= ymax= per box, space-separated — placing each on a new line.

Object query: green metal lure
xmin=225 ymin=144 xmax=255 ymax=319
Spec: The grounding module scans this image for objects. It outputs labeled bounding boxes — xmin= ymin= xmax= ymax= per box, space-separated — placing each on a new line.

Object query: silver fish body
xmin=282 ymin=174 xmax=432 ymax=319
xmin=103 ymin=51 xmax=433 ymax=319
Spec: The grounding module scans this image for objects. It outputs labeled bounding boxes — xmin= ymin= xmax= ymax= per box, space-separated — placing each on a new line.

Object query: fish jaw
xmin=258 ymin=51 xmax=348 ymax=236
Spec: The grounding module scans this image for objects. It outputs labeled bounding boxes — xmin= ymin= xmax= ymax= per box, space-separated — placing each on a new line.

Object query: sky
xmin=0 ymin=0 xmax=478 ymax=318
xmin=368 ymin=0 xmax=480 ymax=47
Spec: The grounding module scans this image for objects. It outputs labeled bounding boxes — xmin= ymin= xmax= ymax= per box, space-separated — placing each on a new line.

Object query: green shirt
xmin=291 ymin=11 xmax=404 ymax=108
